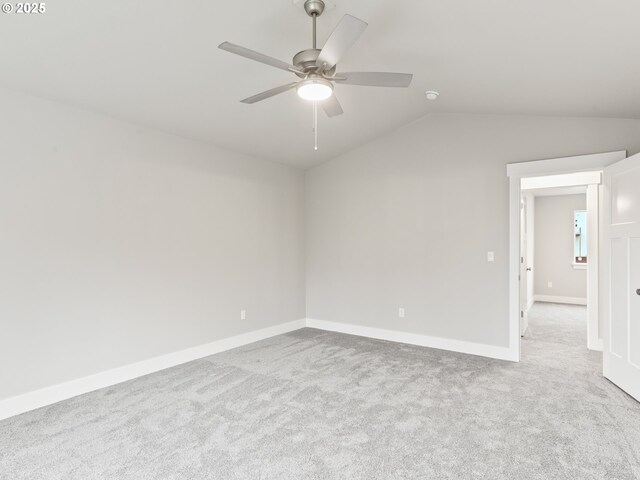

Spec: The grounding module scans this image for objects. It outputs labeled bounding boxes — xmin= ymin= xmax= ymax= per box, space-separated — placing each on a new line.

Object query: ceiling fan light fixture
xmin=297 ymin=78 xmax=333 ymax=101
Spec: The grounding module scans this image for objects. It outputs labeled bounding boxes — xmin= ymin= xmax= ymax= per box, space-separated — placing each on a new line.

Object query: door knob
xmin=636 ymin=289 xmax=640 ymax=296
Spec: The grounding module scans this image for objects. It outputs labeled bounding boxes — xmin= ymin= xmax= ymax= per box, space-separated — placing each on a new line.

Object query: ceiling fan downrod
xmin=312 ymin=14 xmax=317 ymax=49
xmin=304 ymin=0 xmax=325 ymax=49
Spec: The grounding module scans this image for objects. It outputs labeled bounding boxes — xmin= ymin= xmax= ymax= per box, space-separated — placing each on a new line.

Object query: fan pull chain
xmin=313 ymin=101 xmax=318 ymax=150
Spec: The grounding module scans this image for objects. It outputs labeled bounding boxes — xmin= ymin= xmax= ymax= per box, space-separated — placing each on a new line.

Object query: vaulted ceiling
xmin=1 ymin=0 xmax=639 ymax=167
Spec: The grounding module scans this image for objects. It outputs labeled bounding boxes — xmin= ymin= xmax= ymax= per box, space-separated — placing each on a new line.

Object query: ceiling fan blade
xmin=219 ymin=42 xmax=302 ymax=74
xmin=336 ymin=72 xmax=413 ymax=87
xmin=321 ymin=93 xmax=344 ymax=117
xmin=240 ymin=83 xmax=298 ymax=104
xmin=316 ymin=15 xmax=368 ymax=71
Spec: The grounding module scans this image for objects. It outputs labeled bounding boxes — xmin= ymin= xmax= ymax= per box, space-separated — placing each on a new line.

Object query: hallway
xmin=521 ymin=302 xmax=601 ymax=373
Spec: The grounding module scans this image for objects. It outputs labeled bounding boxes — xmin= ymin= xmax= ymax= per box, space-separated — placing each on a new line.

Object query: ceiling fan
xmin=218 ymin=0 xmax=413 ymax=118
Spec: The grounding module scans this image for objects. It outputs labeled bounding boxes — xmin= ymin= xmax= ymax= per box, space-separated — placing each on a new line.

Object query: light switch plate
xmin=487 ymin=251 xmax=495 ymax=262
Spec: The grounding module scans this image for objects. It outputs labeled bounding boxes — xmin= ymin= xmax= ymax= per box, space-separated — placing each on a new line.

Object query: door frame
xmin=519 ymin=194 xmax=530 ymax=336
xmin=506 ymin=151 xmax=626 ymax=361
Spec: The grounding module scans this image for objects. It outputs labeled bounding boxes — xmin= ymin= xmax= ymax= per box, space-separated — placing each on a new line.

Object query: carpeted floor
xmin=1 ymin=303 xmax=639 ymax=479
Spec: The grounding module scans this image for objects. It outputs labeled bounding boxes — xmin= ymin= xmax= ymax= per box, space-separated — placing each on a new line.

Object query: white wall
xmin=305 ymin=114 xmax=640 ymax=348
xmin=534 ymin=194 xmax=587 ymax=299
xmin=0 ymin=88 xmax=305 ymax=400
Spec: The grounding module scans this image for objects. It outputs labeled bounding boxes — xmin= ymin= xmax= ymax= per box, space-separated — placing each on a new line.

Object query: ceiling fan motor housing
xmin=292 ymin=49 xmax=336 ymax=78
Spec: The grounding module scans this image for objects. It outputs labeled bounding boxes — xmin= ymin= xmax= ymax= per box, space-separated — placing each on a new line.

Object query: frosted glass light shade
xmin=297 ymin=78 xmax=333 ymax=101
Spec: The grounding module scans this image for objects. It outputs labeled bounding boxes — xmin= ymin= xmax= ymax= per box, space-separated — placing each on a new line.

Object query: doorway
xmin=509 ymin=150 xmax=640 ymax=402
xmin=506 ymin=151 xmax=627 ymax=361
xmin=519 ymin=185 xmax=590 ymax=349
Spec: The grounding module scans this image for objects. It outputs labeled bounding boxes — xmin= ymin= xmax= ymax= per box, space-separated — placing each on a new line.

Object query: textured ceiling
xmin=1 ymin=0 xmax=639 ymax=167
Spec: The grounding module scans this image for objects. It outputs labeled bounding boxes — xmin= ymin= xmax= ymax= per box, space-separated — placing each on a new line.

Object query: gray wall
xmin=305 ymin=113 xmax=640 ymax=347
xmin=534 ymin=194 xmax=587 ymax=299
xmin=0 ymin=88 xmax=306 ymax=400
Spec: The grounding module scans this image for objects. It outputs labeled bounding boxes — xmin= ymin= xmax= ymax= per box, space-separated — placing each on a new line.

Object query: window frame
xmin=573 ymin=209 xmax=588 ymax=268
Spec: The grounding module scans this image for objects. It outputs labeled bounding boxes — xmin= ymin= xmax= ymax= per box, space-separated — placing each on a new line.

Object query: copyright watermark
xmin=2 ymin=2 xmax=46 ymax=13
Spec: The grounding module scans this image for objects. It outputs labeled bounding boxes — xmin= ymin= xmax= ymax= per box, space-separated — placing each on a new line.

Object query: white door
xmin=602 ymin=153 xmax=640 ymax=401
xmin=520 ymin=196 xmax=529 ymax=336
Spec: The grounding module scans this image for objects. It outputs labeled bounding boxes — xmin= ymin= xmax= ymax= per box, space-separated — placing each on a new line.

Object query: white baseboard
xmin=534 ymin=295 xmax=587 ymax=306
xmin=1 ymin=317 xmax=521 ymax=422
xmin=526 ymin=295 xmax=535 ymax=312
xmin=306 ymin=319 xmax=518 ymax=362
xmin=588 ymin=338 xmax=604 ymax=352
xmin=0 ymin=319 xmax=306 ymax=421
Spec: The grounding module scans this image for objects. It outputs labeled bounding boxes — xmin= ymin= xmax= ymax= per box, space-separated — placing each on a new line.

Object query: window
xmin=574 ymin=210 xmax=587 ymax=264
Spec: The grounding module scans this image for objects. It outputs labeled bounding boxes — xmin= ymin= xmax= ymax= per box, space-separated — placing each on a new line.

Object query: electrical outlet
xmin=398 ymin=307 xmax=405 ymax=318
xmin=548 ymin=282 xmax=553 ymax=288
xmin=487 ymin=251 xmax=495 ymax=262
xmin=240 ymin=309 xmax=246 ymax=321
